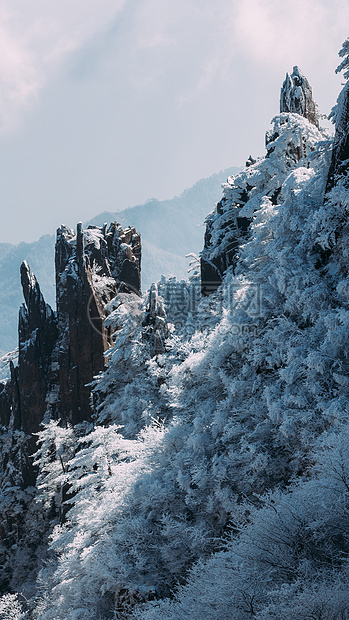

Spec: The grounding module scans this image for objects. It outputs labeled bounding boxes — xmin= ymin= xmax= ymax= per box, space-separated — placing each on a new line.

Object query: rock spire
xmin=0 ymin=221 xmax=142 ymax=445
xmin=280 ymin=66 xmax=318 ymax=127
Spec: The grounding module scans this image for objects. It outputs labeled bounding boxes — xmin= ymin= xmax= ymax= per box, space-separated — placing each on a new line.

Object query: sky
xmin=0 ymin=0 xmax=348 ymax=244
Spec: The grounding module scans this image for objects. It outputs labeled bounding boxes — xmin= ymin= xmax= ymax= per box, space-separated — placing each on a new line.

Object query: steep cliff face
xmin=200 ymin=66 xmax=323 ymax=294
xmin=0 ymin=263 xmax=57 ymax=438
xmin=0 ymin=221 xmax=142 ymax=595
xmin=0 ymin=221 xmax=141 ymax=441
xmin=56 ymin=224 xmax=113 ymax=425
xmin=17 ymin=261 xmax=58 ymax=436
xmin=326 ymin=41 xmax=349 ymax=191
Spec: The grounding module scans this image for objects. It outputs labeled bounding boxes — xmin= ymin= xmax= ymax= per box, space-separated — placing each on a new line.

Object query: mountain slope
xmin=3 ymin=42 xmax=349 ymax=620
xmin=14 ymin=54 xmax=349 ymax=619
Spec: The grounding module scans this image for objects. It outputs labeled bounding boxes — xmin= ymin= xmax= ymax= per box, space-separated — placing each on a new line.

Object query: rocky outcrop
xmin=200 ymin=198 xmax=250 ymax=295
xmin=0 ymin=263 xmax=57 ymax=436
xmin=0 ymin=221 xmax=142 ymax=448
xmin=280 ymin=66 xmax=318 ymax=127
xmin=0 ymin=221 xmax=142 ymax=594
xmin=142 ymin=283 xmax=168 ymax=355
xmin=201 ymin=68 xmax=320 ymax=295
xmin=54 ymin=223 xmax=113 ymax=425
xmin=17 ymin=261 xmax=58 ymax=435
xmin=326 ymin=84 xmax=349 ymax=192
xmin=55 ymin=222 xmax=141 ymax=425
xmin=0 ymin=379 xmax=11 ymax=428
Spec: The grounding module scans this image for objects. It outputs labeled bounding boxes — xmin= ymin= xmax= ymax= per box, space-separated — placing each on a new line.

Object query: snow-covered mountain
xmin=0 ymin=168 xmax=238 ymax=357
xmin=3 ymin=40 xmax=349 ymax=619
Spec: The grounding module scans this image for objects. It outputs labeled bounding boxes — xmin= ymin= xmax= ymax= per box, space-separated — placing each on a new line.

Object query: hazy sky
xmin=0 ymin=0 xmax=348 ymax=243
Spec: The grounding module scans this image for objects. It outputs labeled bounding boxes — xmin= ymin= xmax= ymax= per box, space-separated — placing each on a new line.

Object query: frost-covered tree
xmin=0 ymin=593 xmax=27 ymax=619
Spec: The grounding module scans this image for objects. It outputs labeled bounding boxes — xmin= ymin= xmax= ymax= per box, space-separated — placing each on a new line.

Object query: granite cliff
xmin=0 ymin=221 xmax=141 ymax=442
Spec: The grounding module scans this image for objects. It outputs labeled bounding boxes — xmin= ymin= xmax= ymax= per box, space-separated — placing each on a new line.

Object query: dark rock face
xmin=326 ymin=84 xmax=349 ymax=192
xmin=0 ymin=221 xmax=142 ymax=592
xmin=0 ymin=380 xmax=11 ymax=428
xmin=56 ymin=223 xmax=124 ymax=425
xmin=0 ymin=221 xmax=142 ymax=449
xmin=142 ymin=283 xmax=168 ymax=355
xmin=55 ymin=223 xmax=111 ymax=426
xmin=54 ymin=222 xmax=141 ymax=426
xmin=0 ymin=263 xmax=58 ymax=437
xmin=200 ymin=196 xmax=252 ymax=296
xmin=106 ymin=222 xmax=141 ymax=294
xmin=17 ymin=261 xmax=58 ymax=435
xmin=280 ymin=66 xmax=319 ymax=127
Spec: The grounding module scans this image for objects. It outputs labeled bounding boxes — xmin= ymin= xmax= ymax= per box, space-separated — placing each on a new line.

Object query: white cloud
xmin=2 ymin=0 xmax=347 ymax=130
xmin=231 ymin=0 xmax=349 ymax=70
xmin=0 ymin=0 xmax=127 ymax=132
xmin=171 ymin=0 xmax=349 ymax=113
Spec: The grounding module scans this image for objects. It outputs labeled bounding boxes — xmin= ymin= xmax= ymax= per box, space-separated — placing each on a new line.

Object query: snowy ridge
xmin=3 ymin=42 xmax=349 ymax=619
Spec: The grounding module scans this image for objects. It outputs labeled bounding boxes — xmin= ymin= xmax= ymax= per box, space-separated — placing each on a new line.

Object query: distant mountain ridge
xmin=0 ymin=166 xmax=239 ymax=355
xmin=87 ymin=168 xmax=240 ymax=256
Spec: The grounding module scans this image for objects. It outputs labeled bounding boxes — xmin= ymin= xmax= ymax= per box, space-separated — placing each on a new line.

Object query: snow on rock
xmin=201 ymin=70 xmax=329 ymax=295
xmin=0 ymin=220 xmax=142 ymax=441
xmin=280 ymin=65 xmax=319 ymax=127
xmin=0 ymin=348 xmax=18 ymax=384
xmin=54 ymin=221 xmax=142 ymax=426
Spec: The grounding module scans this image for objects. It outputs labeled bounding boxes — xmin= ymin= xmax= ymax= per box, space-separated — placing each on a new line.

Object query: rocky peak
xmin=280 ymin=66 xmax=318 ymax=127
xmin=0 ymin=220 xmax=142 ymax=447
xmin=142 ymin=283 xmax=168 ymax=355
xmin=326 ymin=89 xmax=349 ymax=192
xmin=17 ymin=261 xmax=57 ymax=437
xmin=201 ymin=68 xmax=322 ymax=296
xmin=55 ymin=221 xmax=141 ymax=425
xmin=20 ymin=260 xmax=55 ymax=337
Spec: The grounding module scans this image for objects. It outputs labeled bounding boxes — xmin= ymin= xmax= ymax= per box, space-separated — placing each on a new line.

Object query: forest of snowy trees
xmin=2 ymin=39 xmax=349 ymax=619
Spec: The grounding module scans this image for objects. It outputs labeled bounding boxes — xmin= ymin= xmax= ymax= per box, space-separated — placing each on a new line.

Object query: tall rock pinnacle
xmin=280 ymin=66 xmax=319 ymax=127
xmin=0 ymin=221 xmax=142 ymax=445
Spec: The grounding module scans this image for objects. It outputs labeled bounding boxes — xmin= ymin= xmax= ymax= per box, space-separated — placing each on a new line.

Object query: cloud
xmin=231 ymin=0 xmax=349 ymax=69
xmin=0 ymin=0 xmax=127 ymax=132
xmin=172 ymin=0 xmax=349 ymax=113
xmin=0 ymin=6 xmax=40 ymax=131
xmin=2 ymin=0 xmax=347 ymax=131
xmin=1 ymin=0 xmax=349 ymax=246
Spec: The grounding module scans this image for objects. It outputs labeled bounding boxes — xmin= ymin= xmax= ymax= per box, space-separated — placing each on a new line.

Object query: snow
xmin=0 ymin=348 xmax=18 ymax=383
xmin=83 ymin=228 xmax=104 ymax=250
